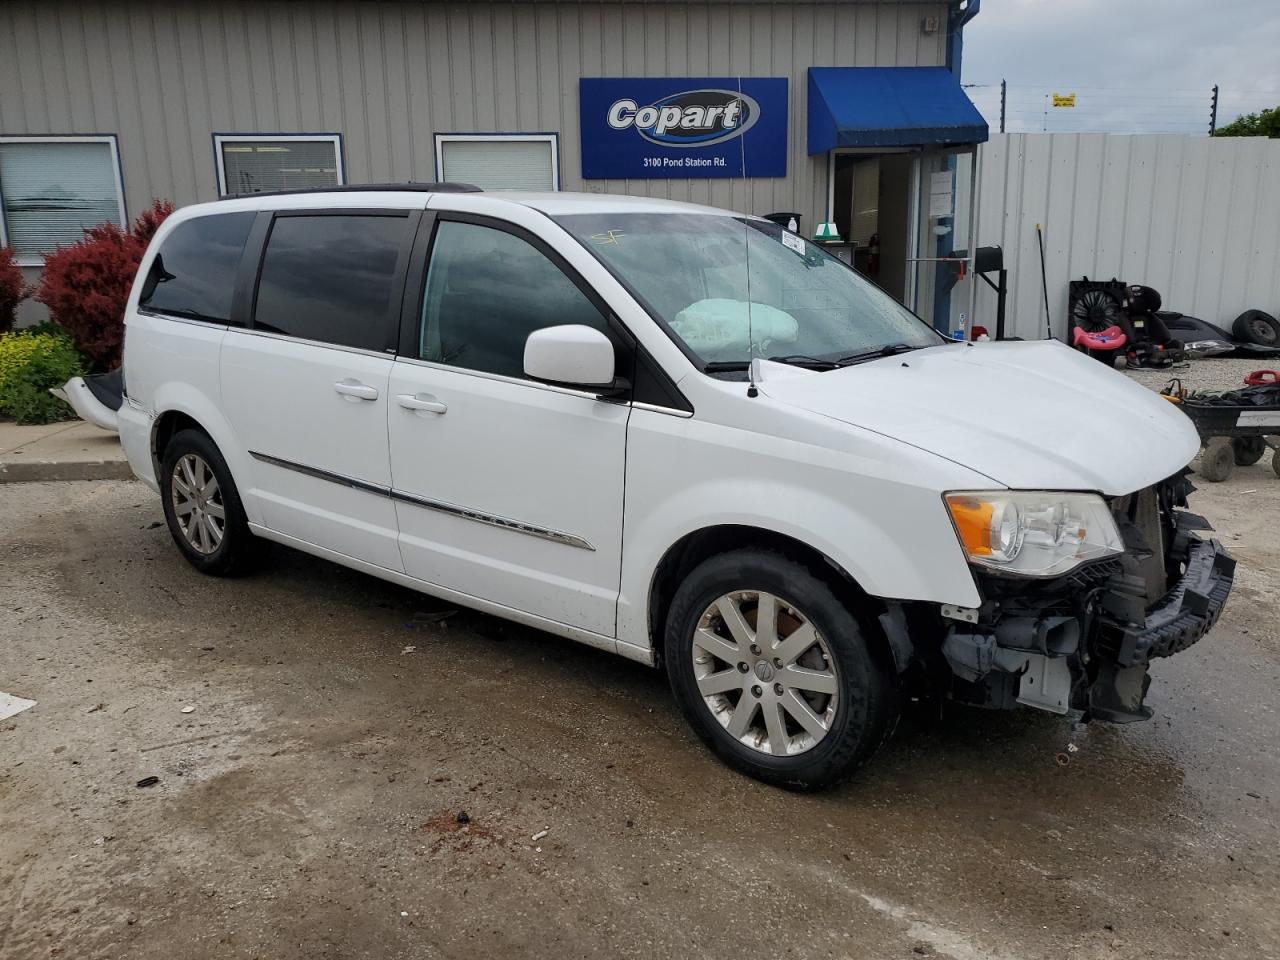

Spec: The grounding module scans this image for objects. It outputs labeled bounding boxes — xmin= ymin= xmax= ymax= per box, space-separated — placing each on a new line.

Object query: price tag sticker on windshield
xmin=781 ymin=231 xmax=806 ymax=256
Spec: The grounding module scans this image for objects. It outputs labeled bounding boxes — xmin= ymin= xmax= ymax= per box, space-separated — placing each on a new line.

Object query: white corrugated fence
xmin=951 ymin=133 xmax=1280 ymax=341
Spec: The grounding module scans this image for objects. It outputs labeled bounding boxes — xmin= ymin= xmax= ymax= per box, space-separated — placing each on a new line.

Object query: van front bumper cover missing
xmin=939 ymin=529 xmax=1234 ymax=723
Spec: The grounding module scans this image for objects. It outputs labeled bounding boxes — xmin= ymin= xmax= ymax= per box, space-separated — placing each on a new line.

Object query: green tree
xmin=1213 ymin=105 xmax=1280 ymax=138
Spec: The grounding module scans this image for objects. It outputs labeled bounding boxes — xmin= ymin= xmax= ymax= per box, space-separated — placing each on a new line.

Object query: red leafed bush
xmin=34 ymin=199 xmax=174 ymax=371
xmin=131 ymin=199 xmax=175 ymax=247
xmin=0 ymin=246 xmax=24 ymax=335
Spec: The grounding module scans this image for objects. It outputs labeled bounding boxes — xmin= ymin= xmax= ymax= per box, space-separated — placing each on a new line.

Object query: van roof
xmin=227 ymin=182 xmax=482 ymax=199
xmin=198 ymin=184 xmax=741 ymax=219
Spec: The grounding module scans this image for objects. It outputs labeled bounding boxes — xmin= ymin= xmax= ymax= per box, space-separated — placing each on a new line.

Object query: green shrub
xmin=0 ymin=327 xmax=85 ymax=424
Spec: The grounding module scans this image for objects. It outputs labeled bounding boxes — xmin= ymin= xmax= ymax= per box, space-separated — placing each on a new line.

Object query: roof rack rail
xmin=226 ymin=182 xmax=482 ymax=200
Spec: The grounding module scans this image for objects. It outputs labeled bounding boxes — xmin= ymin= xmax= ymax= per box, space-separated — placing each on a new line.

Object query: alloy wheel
xmin=691 ymin=590 xmax=839 ymax=757
xmin=171 ymin=453 xmax=225 ymax=555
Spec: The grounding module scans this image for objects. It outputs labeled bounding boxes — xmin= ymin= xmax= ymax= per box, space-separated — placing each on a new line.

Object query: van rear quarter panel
xmin=122 ymin=312 xmax=260 ymax=522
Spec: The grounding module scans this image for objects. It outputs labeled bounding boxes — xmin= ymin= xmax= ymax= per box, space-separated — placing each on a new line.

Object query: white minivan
xmin=119 ymin=185 xmax=1234 ymax=789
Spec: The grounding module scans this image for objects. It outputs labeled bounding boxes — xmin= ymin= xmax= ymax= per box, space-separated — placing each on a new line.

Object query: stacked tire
xmin=1232 ymin=310 xmax=1280 ymax=348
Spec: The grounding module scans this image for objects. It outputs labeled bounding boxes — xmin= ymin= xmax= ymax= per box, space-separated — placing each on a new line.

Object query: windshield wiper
xmin=704 ymin=355 xmax=838 ymax=373
xmin=768 ymin=354 xmax=839 ymax=370
xmin=834 ymin=343 xmax=922 ymax=367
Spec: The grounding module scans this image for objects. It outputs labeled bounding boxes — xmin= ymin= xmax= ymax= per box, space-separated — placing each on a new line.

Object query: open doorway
xmin=830 ymin=152 xmax=915 ymax=303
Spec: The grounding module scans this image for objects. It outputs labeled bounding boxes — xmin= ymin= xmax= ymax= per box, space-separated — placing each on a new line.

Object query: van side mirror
xmin=524 ymin=325 xmax=617 ymax=390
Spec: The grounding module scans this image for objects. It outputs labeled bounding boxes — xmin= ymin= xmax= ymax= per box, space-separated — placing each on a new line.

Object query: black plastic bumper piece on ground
xmin=1107 ymin=537 xmax=1235 ymax=667
xmin=1088 ymin=662 xmax=1153 ymax=723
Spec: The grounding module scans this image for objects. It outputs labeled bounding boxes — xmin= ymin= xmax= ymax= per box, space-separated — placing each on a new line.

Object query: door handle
xmin=334 ymin=379 xmax=379 ymax=401
xmin=396 ymin=393 xmax=448 ymax=415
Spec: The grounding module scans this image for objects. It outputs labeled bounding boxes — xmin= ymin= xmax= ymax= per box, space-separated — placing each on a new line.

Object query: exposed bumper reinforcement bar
xmin=1102 ymin=537 xmax=1235 ymax=668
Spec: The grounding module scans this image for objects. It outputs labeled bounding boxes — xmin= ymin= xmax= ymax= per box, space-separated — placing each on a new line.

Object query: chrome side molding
xmin=248 ymin=450 xmax=595 ymax=551
xmin=388 ymin=487 xmax=595 ymax=551
xmin=249 ymin=451 xmax=390 ymax=497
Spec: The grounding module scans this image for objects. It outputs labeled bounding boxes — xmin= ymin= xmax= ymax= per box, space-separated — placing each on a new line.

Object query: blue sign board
xmin=579 ymin=77 xmax=788 ymax=179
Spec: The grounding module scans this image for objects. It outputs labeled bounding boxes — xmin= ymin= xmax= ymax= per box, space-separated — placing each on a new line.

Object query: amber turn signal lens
xmin=946 ymin=495 xmax=994 ymax=557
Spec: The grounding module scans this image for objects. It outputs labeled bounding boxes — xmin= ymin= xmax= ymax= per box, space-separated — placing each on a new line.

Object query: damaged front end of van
xmin=927 ymin=473 xmax=1234 ymax=722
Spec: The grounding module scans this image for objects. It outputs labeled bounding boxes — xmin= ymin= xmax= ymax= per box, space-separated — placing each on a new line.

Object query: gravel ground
xmin=1123 ymin=356 xmax=1275 ymax=394
xmin=1 ymin=466 xmax=1278 ymax=960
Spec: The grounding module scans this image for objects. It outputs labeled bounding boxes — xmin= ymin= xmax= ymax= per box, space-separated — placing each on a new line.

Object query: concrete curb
xmin=0 ymin=460 xmax=137 ymax=483
xmin=1 ymin=419 xmax=133 ymax=483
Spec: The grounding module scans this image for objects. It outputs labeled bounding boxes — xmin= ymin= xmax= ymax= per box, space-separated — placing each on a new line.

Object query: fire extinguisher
xmin=868 ymin=232 xmax=880 ymax=277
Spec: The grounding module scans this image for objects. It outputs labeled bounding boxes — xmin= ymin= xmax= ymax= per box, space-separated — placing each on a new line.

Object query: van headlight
xmin=944 ymin=491 xmax=1125 ymax=577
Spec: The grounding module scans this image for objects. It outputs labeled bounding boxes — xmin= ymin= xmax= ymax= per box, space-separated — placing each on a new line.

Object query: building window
xmin=0 ymin=136 xmax=126 ymax=265
xmin=434 ymin=134 xmax=559 ymax=191
xmin=214 ymin=134 xmax=344 ymax=197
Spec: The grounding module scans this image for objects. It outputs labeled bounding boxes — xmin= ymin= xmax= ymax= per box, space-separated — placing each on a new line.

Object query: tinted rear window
xmin=140 ymin=212 xmax=254 ymax=323
xmin=253 ymin=214 xmax=408 ymax=351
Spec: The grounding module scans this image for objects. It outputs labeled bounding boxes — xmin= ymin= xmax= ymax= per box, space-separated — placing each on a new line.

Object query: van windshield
xmin=557 ymin=213 xmax=944 ymax=374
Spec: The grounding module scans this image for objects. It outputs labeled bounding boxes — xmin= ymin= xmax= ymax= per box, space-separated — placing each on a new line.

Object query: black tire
xmin=1198 ymin=437 xmax=1235 ymax=483
xmin=663 ymin=548 xmax=899 ymax=791
xmin=1232 ymin=310 xmax=1280 ymax=347
xmin=1233 ymin=436 xmax=1267 ymax=466
xmin=160 ymin=428 xmax=266 ymax=576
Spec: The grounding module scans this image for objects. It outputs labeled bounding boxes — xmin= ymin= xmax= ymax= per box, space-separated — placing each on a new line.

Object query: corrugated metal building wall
xmin=0 ymin=0 xmax=945 ymax=221
xmin=950 ymin=133 xmax=1280 ymax=340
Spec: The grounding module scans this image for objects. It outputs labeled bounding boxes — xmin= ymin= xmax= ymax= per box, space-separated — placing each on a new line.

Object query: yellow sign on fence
xmin=1052 ymin=93 xmax=1077 ymax=108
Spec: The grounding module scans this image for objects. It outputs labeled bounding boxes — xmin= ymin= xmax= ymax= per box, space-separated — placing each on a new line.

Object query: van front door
xmin=387 ymin=215 xmax=629 ymax=638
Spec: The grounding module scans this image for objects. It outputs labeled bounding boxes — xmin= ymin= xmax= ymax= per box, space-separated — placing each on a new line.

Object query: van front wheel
xmin=664 ymin=549 xmax=899 ymax=790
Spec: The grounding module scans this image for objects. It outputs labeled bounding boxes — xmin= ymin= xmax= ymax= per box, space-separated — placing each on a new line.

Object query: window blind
xmin=439 ymin=139 xmax=555 ymax=191
xmin=220 ymin=140 xmax=340 ymax=195
xmin=0 ymin=141 xmax=123 ymax=259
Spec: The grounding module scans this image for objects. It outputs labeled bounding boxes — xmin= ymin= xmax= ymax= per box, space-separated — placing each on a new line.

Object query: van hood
xmin=756 ymin=340 xmax=1200 ymax=496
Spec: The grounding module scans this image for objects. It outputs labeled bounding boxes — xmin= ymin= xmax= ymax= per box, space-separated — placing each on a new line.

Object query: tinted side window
xmin=254 ymin=214 xmax=407 ymax=351
xmin=419 ymin=220 xmax=607 ymax=378
xmin=140 ymin=212 xmax=254 ymax=323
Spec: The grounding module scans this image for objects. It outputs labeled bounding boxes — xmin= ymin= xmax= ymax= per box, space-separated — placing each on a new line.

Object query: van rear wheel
xmin=664 ymin=549 xmax=899 ymax=791
xmin=160 ymin=429 xmax=265 ymax=576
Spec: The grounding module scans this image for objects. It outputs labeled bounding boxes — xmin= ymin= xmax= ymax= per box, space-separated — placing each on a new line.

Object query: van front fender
xmin=616 ymin=476 xmax=983 ymax=656
xmin=614 ymin=408 xmax=991 ymax=656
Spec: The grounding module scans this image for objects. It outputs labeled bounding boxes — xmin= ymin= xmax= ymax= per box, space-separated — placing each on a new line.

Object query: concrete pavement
xmin=0 ymin=419 xmax=132 ymax=483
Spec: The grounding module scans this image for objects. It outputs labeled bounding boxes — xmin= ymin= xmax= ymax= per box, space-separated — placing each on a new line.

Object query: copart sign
xmin=580 ymin=78 xmax=787 ymax=179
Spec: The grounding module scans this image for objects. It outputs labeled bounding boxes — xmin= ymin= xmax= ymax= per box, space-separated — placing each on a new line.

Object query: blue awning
xmin=807 ymin=67 xmax=989 ymax=154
